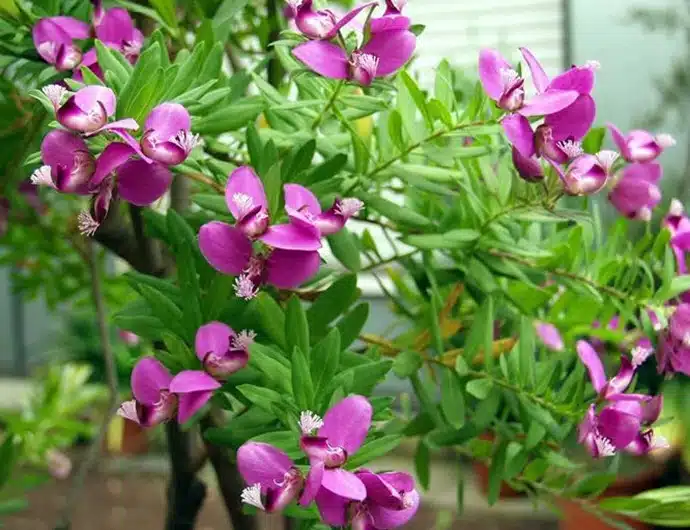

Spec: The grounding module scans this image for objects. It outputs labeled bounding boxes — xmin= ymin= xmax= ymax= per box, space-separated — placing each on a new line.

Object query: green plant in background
xmin=0 ymin=0 xmax=690 ymax=529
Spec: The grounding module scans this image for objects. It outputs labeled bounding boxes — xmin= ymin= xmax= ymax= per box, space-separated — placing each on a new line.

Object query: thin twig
xmin=55 ymin=241 xmax=118 ymax=530
xmin=183 ymin=171 xmax=224 ymax=194
xmin=311 ymin=80 xmax=344 ymax=130
xmin=361 ymin=249 xmax=420 ymax=272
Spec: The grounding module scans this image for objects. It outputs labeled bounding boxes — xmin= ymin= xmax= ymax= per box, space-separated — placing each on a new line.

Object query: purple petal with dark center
xmin=131 ymin=356 xmax=173 ymax=405
xmin=225 ymin=166 xmax=268 ymax=220
xmin=259 ymin=223 xmax=322 ymax=251
xmin=598 ymin=406 xmax=642 ymax=449
xmin=145 ymin=102 xmax=191 ymax=142
xmin=117 ymin=159 xmax=172 ymax=206
xmin=360 ymin=29 xmax=416 ymax=77
xmin=74 ymin=85 xmax=116 ymax=117
xmin=237 ymin=442 xmax=293 ymax=489
xmin=544 ymin=94 xmax=596 ymax=141
xmin=195 ymin=321 xmax=234 ymax=361
xmin=314 ymin=487 xmax=349 ymax=526
xmin=369 ymin=489 xmax=420 ymax=528
xmin=577 ymin=340 xmax=607 ymax=394
xmin=318 ymin=395 xmax=372 ymax=454
xmin=357 ymin=471 xmax=403 ymax=509
xmin=91 ymin=142 xmax=136 ymax=188
xmin=95 ymin=7 xmax=137 ymax=45
xmin=198 ymin=221 xmax=253 ymax=276
xmin=293 ymin=41 xmax=349 ymax=80
xmin=169 ymin=370 xmax=221 ymax=423
xmin=502 ymin=114 xmax=534 ymax=158
xmin=478 ymin=48 xmax=512 ymax=101
xmin=512 ymin=148 xmax=544 ymax=182
xmin=284 ymin=183 xmax=321 ymax=215
xmin=603 ymin=356 xmax=635 ymax=398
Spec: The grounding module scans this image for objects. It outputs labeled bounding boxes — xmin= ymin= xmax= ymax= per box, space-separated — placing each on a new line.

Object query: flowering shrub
xmin=2 ymin=0 xmax=690 ymax=528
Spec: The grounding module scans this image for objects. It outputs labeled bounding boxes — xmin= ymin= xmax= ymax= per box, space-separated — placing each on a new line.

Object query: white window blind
xmin=406 ymin=0 xmax=565 ymax=87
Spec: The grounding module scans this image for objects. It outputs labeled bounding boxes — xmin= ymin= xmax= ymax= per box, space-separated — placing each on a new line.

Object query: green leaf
xmin=466 ymin=379 xmax=493 ymax=400
xmin=301 ymin=153 xmax=348 ymax=186
xmin=204 ymin=274 xmax=237 ymax=320
xmin=125 ymin=271 xmax=181 ymax=304
xmin=487 ymin=439 xmax=507 ymax=506
xmin=403 ymin=229 xmax=479 ymax=250
xmin=307 ymin=275 xmax=358 ymax=335
xmin=118 ymin=42 xmax=162 ymax=119
xmin=518 ymin=317 xmax=536 ymax=388
xmin=263 ymin=163 xmax=282 ymax=218
xmin=291 ymin=347 xmax=314 ymax=410
xmin=198 ymin=42 xmax=224 ymax=84
xmin=148 ymin=0 xmax=178 ymax=31
xmin=434 ymin=59 xmax=455 ymax=111
xmin=346 ymin=435 xmax=402 ymax=469
xmin=571 ymin=473 xmax=617 ymax=498
xmin=112 ymin=314 xmax=165 ymax=341
xmin=249 ymin=343 xmax=292 ymax=393
xmin=359 ymin=193 xmax=432 ymax=229
xmin=350 ymin=127 xmax=370 ymax=173
xmin=248 ymin=293 xmax=287 ymax=350
xmin=399 ymin=70 xmax=433 ymax=131
xmin=138 ymin=284 xmax=183 ymax=330
xmin=0 ymin=435 xmax=18 ymax=488
xmin=440 ymin=368 xmax=465 ymax=429
xmin=658 ymin=275 xmax=690 ymax=302
xmin=392 ymin=350 xmax=423 ymax=378
xmin=192 ymin=193 xmax=228 ymax=214
xmin=414 ymin=439 xmax=431 ymax=491
xmin=336 ymin=303 xmax=369 ymax=348
xmin=463 ymin=296 xmax=494 ymax=366
xmin=192 ymin=97 xmax=264 ymax=134
xmin=284 ymin=139 xmax=316 ymax=178
xmin=160 ymin=331 xmax=196 ymax=369
xmin=238 ymin=384 xmax=284 ymax=412
xmin=327 ymin=229 xmax=361 ymax=271
xmin=582 ymin=126 xmax=606 ymax=154
xmin=213 ymin=0 xmax=251 ymax=42
xmin=311 ymin=329 xmax=341 ymax=401
xmin=327 ymin=360 xmax=392 ymax=397
xmin=95 ymin=40 xmax=131 ymax=84
xmin=251 ymin=431 xmax=302 ymax=460
xmin=286 ymin=296 xmax=310 ymax=357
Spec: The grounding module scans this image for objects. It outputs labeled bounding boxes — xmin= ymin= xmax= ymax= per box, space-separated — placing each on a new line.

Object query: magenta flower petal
xmin=299 ymin=460 xmax=325 ymax=505
xmin=131 ymin=357 xmax=173 ymax=405
xmin=519 ymin=47 xmax=549 ymax=94
xmin=478 ymin=48 xmax=512 ymax=101
xmin=75 ymin=85 xmax=116 ymax=116
xmin=604 ymin=356 xmax=635 ymax=398
xmin=535 ymin=322 xmax=564 ymax=351
xmin=50 ymin=16 xmax=90 ymax=38
xmin=544 ymin=94 xmax=596 ymax=141
xmin=195 ymin=321 xmax=233 ymax=362
xmin=33 ymin=18 xmax=82 ymax=69
xmin=315 ymin=487 xmax=349 ymax=526
xmin=40 ymin=129 xmax=94 ymax=193
xmin=198 ymin=221 xmax=253 ymax=276
xmin=642 ymin=395 xmax=663 ymax=425
xmin=324 ymin=2 xmax=376 ymax=39
xmin=357 ymin=471 xmax=403 ymax=509
xmin=284 ymin=184 xmax=322 ymax=215
xmin=144 ymin=102 xmax=191 ymax=142
xmin=117 ymin=159 xmax=172 ymax=206
xmin=519 ymin=89 xmax=579 ymax=117
xmin=608 ymin=123 xmax=632 ymax=160
xmin=598 ymin=405 xmax=642 ymax=449
xmin=225 ymin=166 xmax=268 ymax=220
xmin=95 ymin=7 xmax=137 ymax=45
xmin=369 ymin=491 xmax=419 ymax=528
xmin=91 ymin=142 xmax=135 ymax=188
xmin=237 ymin=442 xmax=293 ymax=489
xmin=259 ymin=223 xmax=321 ymax=251
xmin=321 ymin=468 xmax=367 ymax=501
xmin=624 ymin=161 xmax=663 ymax=183
xmin=266 ymin=249 xmax=321 ymax=289
xmin=97 ymin=118 xmax=139 ymax=134
xmin=169 ymin=370 xmax=221 ymax=423
xmin=293 ymin=41 xmax=349 ymax=80
xmin=370 ymin=14 xmax=410 ymax=33
xmin=502 ymin=114 xmax=534 ymax=158
xmin=511 ymin=148 xmax=544 ymax=182
xmin=577 ymin=340 xmax=607 ymax=394
xmin=318 ymin=395 xmax=372 ymax=454
xmin=360 ymin=29 xmax=416 ymax=77
xmin=548 ymin=66 xmax=595 ymax=95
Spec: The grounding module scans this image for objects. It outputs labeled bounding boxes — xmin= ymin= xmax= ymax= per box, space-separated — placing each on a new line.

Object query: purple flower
xmin=293 ymin=28 xmax=415 ymax=86
xmin=195 ymin=322 xmax=254 ymax=379
xmin=52 ymin=85 xmax=138 ymax=135
xmin=370 ymin=0 xmax=410 ymax=33
xmin=284 ymin=184 xmax=363 ymax=236
xmin=139 ymin=103 xmax=199 ymax=165
xmin=548 ymin=150 xmax=618 ymax=196
xmin=316 ymin=469 xmax=419 ymax=529
xmin=237 ymin=442 xmax=306 ymax=512
xmin=535 ymin=321 xmax=564 ymax=351
xmin=117 ymin=357 xmax=220 ymax=426
xmin=198 ymin=166 xmax=323 ymax=299
xmin=299 ymin=396 xmax=373 ymax=508
xmin=608 ymin=162 xmax=662 ymax=221
xmin=30 ymin=129 xmax=96 ymax=194
xmin=33 ymin=17 xmax=89 ymax=71
xmin=664 ymin=200 xmax=690 ymax=279
xmin=288 ymin=0 xmax=374 ymax=40
xmin=658 ymin=304 xmax=690 ymax=376
xmin=118 ymin=329 xmax=140 ymax=346
xmin=576 ymin=340 xmax=664 ymax=458
xmin=608 ymin=124 xmax=676 ymax=163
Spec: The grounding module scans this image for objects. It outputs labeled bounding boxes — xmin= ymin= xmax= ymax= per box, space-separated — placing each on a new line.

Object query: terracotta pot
xmin=557 ymin=466 xmax=663 ymax=530
xmin=104 ymin=414 xmax=149 ymax=455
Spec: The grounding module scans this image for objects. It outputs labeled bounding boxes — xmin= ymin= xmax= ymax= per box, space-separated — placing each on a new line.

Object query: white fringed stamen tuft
xmin=287 ymin=0 xmax=305 ymax=8
xmin=37 ymin=41 xmax=58 ymax=62
xmin=637 ymin=207 xmax=652 ymax=222
xmin=335 ymin=198 xmax=364 ymax=218
xmin=670 ymin=198 xmax=684 ymax=217
xmin=683 ymin=332 xmax=690 ymax=348
xmin=594 ymin=435 xmax=616 ymax=458
xmin=299 ymin=410 xmax=324 ymax=435
xmin=352 ymin=52 xmax=380 ymax=76
xmin=557 ymin=140 xmax=584 ymax=159
xmin=122 ymin=40 xmax=142 ymax=61
xmin=171 ymin=130 xmax=200 ymax=154
xmin=234 ymin=273 xmax=258 ymax=300
xmin=30 ymin=165 xmax=54 ymax=188
xmin=241 ymin=484 xmax=265 ymax=510
xmin=77 ymin=211 xmax=100 ymax=237
xmin=232 ymin=193 xmax=255 ymax=219
xmin=631 ymin=345 xmax=653 ymax=368
xmin=585 ymin=60 xmax=601 ymax=70
xmin=596 ymin=150 xmax=619 ymax=174
xmin=499 ymin=67 xmax=520 ymax=88
xmin=656 ymin=133 xmax=676 ymax=149
xmin=42 ymin=84 xmax=67 ymax=109
xmin=232 ymin=329 xmax=257 ymax=352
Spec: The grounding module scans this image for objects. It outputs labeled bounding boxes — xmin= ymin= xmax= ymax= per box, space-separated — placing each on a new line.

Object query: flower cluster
xmin=117 ymin=322 xmax=254 ymax=426
xmin=576 ymin=340 xmax=665 ymax=458
xmin=479 ymin=48 xmax=675 ymax=221
xmin=33 ymin=0 xmax=142 ymax=77
xmin=238 ymin=396 xmax=419 ymax=529
xmin=31 ymin=85 xmax=198 ymax=235
xmin=291 ymin=0 xmax=416 ymax=86
xmin=198 ymin=165 xmax=362 ymax=300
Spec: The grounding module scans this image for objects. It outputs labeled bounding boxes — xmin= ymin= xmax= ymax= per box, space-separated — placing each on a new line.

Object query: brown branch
xmin=183 ymin=171 xmax=224 ymax=194
xmin=55 ymin=240 xmax=119 ymax=530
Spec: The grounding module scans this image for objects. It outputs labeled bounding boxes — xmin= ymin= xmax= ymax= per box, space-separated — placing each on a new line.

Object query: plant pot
xmin=557 ymin=466 xmax=663 ymax=530
xmin=104 ymin=414 xmax=149 ymax=455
